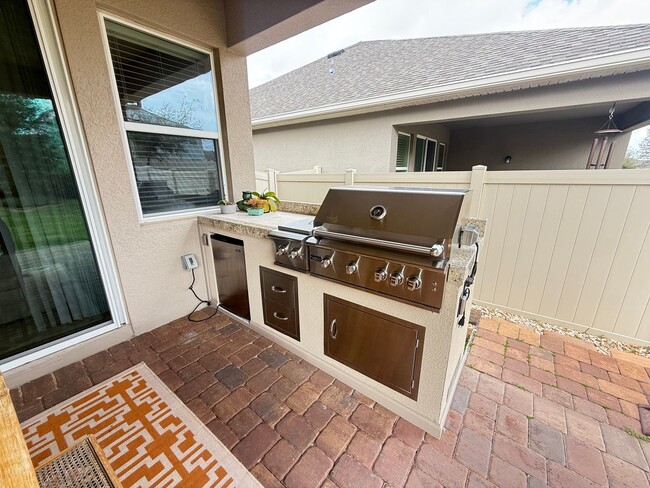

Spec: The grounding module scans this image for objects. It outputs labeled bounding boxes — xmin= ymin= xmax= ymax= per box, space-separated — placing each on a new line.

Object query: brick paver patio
xmin=10 ymin=310 xmax=650 ymax=487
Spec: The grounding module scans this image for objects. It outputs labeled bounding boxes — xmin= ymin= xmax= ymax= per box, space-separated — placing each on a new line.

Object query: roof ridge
xmin=355 ymin=23 xmax=650 ymax=44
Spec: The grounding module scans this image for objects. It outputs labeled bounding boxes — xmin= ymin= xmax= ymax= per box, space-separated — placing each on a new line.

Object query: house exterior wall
xmin=5 ymin=0 xmax=256 ymax=386
xmin=254 ymin=112 xmax=395 ymax=173
xmin=446 ymin=117 xmax=632 ymax=171
xmin=252 ymin=71 xmax=650 ymax=173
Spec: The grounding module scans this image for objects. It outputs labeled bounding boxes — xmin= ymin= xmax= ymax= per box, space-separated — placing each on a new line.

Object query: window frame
xmin=99 ymin=13 xmax=228 ymax=223
xmin=436 ymin=142 xmax=447 ymax=171
xmin=414 ymin=135 xmax=439 ymax=172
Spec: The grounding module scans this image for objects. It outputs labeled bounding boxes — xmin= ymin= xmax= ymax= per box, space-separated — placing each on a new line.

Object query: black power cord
xmin=188 ymin=267 xmax=219 ymax=322
xmin=458 ymin=242 xmax=480 ymax=327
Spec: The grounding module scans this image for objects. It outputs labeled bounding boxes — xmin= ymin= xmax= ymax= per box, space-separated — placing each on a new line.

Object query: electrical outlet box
xmin=181 ymin=254 xmax=198 ymax=270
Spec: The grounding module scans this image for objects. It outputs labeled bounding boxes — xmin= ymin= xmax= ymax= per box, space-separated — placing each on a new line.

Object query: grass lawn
xmin=0 ymin=200 xmax=90 ymax=251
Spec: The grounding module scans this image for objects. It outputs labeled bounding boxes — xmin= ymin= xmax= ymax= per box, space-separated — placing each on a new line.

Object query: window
xmin=395 ymin=132 xmax=411 ymax=172
xmin=104 ymin=20 xmax=224 ymax=217
xmin=414 ymin=136 xmax=437 ymax=172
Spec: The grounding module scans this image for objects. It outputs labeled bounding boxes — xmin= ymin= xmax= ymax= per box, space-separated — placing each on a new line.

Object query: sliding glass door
xmin=0 ymin=0 xmax=111 ymax=361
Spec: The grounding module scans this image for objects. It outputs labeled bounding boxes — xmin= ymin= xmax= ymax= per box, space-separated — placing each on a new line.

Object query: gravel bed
xmin=475 ymin=305 xmax=650 ymax=360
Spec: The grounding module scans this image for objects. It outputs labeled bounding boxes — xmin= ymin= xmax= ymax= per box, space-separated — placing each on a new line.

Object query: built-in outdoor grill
xmin=269 ymin=187 xmax=478 ymax=311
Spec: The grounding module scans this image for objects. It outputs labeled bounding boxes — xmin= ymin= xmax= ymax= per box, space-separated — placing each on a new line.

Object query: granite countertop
xmin=198 ymin=211 xmax=310 ymax=239
xmin=447 ymin=217 xmax=486 ymax=283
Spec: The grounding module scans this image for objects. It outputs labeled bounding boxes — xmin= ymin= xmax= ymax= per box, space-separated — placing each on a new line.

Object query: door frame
xmin=0 ymin=0 xmax=128 ymax=371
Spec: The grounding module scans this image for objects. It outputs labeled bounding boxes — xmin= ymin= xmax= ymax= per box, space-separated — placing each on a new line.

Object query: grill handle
xmin=313 ymin=227 xmax=440 ymax=256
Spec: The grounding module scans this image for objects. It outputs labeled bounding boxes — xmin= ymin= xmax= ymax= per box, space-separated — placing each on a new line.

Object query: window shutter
xmin=396 ymin=133 xmax=410 ymax=172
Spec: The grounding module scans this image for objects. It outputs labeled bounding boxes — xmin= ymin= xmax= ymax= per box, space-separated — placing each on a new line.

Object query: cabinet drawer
xmin=324 ymin=294 xmax=424 ymax=399
xmin=263 ymin=299 xmax=299 ymax=340
xmin=260 ymin=267 xmax=296 ymax=309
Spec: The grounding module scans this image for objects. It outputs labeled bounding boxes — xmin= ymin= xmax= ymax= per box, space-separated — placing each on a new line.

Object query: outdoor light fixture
xmin=586 ymin=103 xmax=622 ymax=169
xmin=504 ymin=156 xmax=512 ymax=164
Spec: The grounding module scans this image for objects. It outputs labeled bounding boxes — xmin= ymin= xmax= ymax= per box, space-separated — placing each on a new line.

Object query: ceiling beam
xmin=223 ymin=0 xmax=372 ymax=55
xmin=616 ymin=101 xmax=650 ymax=131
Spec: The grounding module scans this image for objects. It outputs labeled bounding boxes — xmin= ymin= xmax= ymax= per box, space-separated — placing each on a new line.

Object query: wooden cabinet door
xmin=324 ymin=295 xmax=424 ymax=399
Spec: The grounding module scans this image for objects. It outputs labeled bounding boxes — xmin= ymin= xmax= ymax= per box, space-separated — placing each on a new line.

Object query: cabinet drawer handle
xmin=273 ymin=312 xmax=289 ymax=321
xmin=330 ymin=319 xmax=337 ymax=339
xmin=271 ymin=285 xmax=287 ymax=294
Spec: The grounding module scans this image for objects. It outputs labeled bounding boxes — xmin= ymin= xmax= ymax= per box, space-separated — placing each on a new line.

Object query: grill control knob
xmin=432 ymin=243 xmax=445 ymax=257
xmin=406 ymin=276 xmax=422 ymax=291
xmin=321 ymin=256 xmax=332 ymax=268
xmin=276 ymin=244 xmax=290 ymax=256
xmin=345 ymin=261 xmax=358 ymax=274
xmin=374 ymin=268 xmax=388 ymax=282
xmin=390 ymin=271 xmax=404 ymax=287
xmin=289 ymin=245 xmax=304 ymax=259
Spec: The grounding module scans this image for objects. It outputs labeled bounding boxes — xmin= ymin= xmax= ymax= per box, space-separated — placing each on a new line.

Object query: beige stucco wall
xmin=254 ymin=112 xmax=395 ymax=173
xmin=252 ymin=71 xmax=650 ymax=173
xmin=5 ymin=0 xmax=256 ymax=386
xmin=446 ymin=117 xmax=632 ymax=171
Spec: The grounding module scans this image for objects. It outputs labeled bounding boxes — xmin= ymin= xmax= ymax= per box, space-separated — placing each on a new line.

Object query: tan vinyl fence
xmin=270 ymin=165 xmax=650 ymax=345
xmin=256 ymin=166 xmax=323 ymax=194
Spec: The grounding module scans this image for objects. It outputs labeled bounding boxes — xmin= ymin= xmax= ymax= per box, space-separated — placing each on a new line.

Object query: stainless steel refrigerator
xmin=211 ymin=234 xmax=251 ymax=320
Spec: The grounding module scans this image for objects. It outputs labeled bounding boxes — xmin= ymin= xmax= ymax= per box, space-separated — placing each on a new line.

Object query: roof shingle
xmin=250 ymin=24 xmax=650 ymax=120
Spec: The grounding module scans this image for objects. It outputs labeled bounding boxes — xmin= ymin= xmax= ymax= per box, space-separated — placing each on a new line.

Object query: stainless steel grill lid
xmin=313 ymin=187 xmax=469 ymax=249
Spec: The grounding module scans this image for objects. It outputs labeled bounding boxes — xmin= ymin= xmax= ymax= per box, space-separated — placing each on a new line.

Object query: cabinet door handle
xmin=273 ymin=312 xmax=288 ymax=321
xmin=271 ymin=285 xmax=287 ymax=294
xmin=329 ymin=319 xmax=337 ymax=339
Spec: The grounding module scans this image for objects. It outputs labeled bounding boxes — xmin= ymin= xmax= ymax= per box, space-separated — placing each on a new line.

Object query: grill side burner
xmin=269 ymin=187 xmax=474 ymax=310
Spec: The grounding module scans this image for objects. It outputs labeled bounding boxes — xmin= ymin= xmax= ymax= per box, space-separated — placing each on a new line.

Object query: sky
xmin=246 ymin=0 xmax=650 ymax=153
xmin=247 ymin=0 xmax=650 ymax=88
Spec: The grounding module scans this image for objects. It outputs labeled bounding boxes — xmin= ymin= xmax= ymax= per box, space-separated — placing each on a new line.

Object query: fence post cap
xmin=472 ymin=165 xmax=488 ymax=171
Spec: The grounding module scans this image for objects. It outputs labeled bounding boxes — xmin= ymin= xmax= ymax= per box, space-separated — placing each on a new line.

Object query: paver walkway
xmin=10 ymin=310 xmax=650 ymax=487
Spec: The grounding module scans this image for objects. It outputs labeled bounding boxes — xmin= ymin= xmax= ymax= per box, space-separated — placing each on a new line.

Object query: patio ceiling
xmin=403 ymin=100 xmax=648 ymax=132
xmin=222 ymin=0 xmax=372 ymax=55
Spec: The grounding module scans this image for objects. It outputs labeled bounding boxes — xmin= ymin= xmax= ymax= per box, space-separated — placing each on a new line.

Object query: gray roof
xmin=250 ymin=24 xmax=650 ymax=121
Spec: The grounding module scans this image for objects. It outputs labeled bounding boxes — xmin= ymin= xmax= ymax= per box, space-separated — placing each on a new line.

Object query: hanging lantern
xmin=586 ymin=103 xmax=622 ymax=169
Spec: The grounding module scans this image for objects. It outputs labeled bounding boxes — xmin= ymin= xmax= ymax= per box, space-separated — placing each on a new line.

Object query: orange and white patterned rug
xmin=21 ymin=363 xmax=261 ymax=487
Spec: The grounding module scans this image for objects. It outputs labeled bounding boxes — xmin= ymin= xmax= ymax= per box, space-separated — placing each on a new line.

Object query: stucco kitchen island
xmin=197 ymin=204 xmax=484 ymax=438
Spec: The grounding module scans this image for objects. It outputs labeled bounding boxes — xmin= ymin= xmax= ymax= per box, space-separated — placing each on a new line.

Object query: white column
xmin=468 ymin=165 xmax=487 ymax=217
xmin=266 ymin=168 xmax=277 ymax=193
xmin=344 ymin=169 xmax=357 ymax=186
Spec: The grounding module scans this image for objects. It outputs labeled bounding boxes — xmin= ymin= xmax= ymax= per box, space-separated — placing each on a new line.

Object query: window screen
xmin=105 ymin=20 xmax=223 ymax=216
